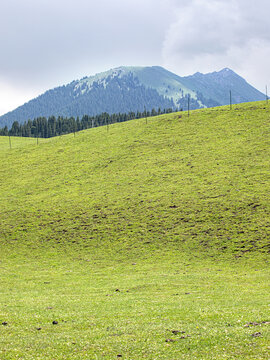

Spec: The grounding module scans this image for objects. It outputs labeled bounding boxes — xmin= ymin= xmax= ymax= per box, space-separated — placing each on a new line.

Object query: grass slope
xmin=0 ymin=102 xmax=269 ymax=359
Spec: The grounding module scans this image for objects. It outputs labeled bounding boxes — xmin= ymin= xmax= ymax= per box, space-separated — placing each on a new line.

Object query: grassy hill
xmin=0 ymin=102 xmax=269 ymax=359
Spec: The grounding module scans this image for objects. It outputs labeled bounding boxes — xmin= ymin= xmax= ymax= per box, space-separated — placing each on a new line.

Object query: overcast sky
xmin=1 ymin=0 xmax=269 ymax=115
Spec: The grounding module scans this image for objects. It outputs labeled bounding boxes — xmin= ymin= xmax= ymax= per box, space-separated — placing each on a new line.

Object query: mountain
xmin=0 ymin=66 xmax=265 ymax=128
xmin=180 ymin=68 xmax=265 ymax=106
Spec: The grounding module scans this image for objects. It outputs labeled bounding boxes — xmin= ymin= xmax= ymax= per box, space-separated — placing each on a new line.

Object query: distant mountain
xmin=180 ymin=68 xmax=265 ymax=106
xmin=0 ymin=66 xmax=265 ymax=128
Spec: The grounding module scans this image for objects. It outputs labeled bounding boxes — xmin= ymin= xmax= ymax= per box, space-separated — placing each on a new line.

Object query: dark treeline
xmin=0 ymin=108 xmax=175 ymax=138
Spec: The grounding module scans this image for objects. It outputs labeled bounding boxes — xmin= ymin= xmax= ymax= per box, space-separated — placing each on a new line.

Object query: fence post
xmin=144 ymin=106 xmax=147 ymax=124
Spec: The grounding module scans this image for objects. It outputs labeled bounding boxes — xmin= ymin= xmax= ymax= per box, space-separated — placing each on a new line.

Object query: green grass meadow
xmin=0 ymin=102 xmax=269 ymax=359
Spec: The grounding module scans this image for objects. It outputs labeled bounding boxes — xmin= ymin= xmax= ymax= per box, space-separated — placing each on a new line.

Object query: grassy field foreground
xmin=0 ymin=102 xmax=269 ymax=359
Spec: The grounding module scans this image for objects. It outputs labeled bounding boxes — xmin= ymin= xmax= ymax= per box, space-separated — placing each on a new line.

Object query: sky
xmin=0 ymin=0 xmax=269 ymax=115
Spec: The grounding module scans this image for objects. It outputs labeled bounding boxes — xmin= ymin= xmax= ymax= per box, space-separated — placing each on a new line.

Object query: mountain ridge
xmin=0 ymin=66 xmax=265 ymax=128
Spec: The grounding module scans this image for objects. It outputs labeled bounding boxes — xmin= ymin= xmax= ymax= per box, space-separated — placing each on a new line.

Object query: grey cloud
xmin=162 ymin=0 xmax=270 ymax=90
xmin=0 ymin=0 xmax=176 ymax=114
xmin=0 ymin=0 xmax=173 ymax=87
